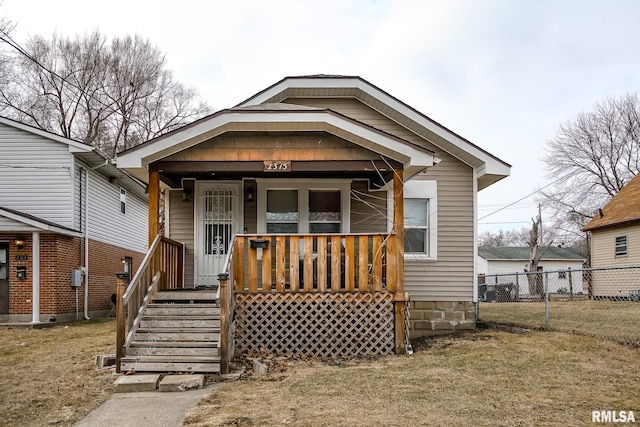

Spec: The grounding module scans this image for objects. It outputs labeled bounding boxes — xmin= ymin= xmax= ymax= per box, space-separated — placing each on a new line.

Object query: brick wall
xmin=409 ymin=301 xmax=476 ymax=338
xmin=1 ymin=232 xmax=144 ymax=321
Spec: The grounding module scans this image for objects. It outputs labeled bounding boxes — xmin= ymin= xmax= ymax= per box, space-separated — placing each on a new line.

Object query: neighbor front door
xmin=195 ymin=183 xmax=240 ymax=287
xmin=0 ymin=243 xmax=8 ymax=314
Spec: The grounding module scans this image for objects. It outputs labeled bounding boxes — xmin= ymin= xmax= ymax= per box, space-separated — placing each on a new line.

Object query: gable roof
xmin=117 ymin=105 xmax=436 ymax=182
xmin=0 ymin=206 xmax=82 ymax=237
xmin=236 ymin=75 xmax=511 ymax=190
xmin=582 ymin=172 xmax=640 ymax=232
xmin=478 ymin=246 xmax=586 ymax=261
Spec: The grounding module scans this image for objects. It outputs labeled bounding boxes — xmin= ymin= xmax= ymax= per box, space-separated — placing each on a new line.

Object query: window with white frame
xmin=120 ymin=188 xmax=127 ymax=214
xmin=266 ymin=189 xmax=299 ymax=233
xmin=615 ymin=235 xmax=628 ymax=257
xmin=404 ymin=199 xmax=429 ymax=254
xmin=399 ymin=179 xmax=437 ymax=259
xmin=257 ymin=179 xmax=351 ymax=234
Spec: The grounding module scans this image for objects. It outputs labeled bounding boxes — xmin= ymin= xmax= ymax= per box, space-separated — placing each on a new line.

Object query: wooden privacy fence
xmin=218 ymin=233 xmax=409 ymax=364
xmin=116 ymin=235 xmax=184 ymax=372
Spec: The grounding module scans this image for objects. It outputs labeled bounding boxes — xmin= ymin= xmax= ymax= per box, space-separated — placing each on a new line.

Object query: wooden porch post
xmin=218 ymin=273 xmax=230 ymax=374
xmin=115 ymin=272 xmax=128 ymax=373
xmin=393 ymin=170 xmax=407 ymax=354
xmin=148 ymin=170 xmax=160 ymax=245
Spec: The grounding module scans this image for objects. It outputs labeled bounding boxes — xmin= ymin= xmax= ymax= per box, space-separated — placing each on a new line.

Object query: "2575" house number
xmin=264 ymin=160 xmax=291 ymax=172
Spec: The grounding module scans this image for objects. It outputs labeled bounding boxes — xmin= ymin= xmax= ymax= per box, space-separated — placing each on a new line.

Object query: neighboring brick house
xmin=0 ymin=117 xmax=148 ymax=323
xmin=582 ymin=172 xmax=640 ymax=299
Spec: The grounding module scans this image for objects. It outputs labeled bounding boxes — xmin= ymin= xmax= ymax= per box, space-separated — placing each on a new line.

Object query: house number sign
xmin=264 ymin=160 xmax=291 ymax=172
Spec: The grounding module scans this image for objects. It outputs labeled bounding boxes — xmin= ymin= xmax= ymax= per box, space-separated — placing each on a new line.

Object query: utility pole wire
xmin=478 ymin=170 xmax=578 ymax=221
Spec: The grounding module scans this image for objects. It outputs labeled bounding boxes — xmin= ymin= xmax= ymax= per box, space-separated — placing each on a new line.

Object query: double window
xmin=259 ymin=180 xmax=350 ymax=234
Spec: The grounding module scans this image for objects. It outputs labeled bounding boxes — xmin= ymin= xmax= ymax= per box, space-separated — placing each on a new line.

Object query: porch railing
xmin=217 ymin=236 xmax=237 ymax=374
xmin=232 ymin=233 xmax=394 ymax=293
xmin=115 ymin=235 xmax=184 ymax=372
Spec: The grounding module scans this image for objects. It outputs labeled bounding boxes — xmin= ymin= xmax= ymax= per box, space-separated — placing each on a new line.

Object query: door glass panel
xmin=0 ymin=249 xmax=6 ymax=280
xmin=267 ymin=190 xmax=298 ymax=233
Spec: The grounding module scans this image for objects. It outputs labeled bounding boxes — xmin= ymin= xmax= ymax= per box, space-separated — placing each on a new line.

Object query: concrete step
xmin=113 ymin=374 xmax=161 ymax=392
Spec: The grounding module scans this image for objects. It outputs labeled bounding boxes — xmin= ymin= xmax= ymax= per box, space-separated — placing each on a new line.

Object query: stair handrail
xmin=218 ymin=235 xmax=237 ymax=373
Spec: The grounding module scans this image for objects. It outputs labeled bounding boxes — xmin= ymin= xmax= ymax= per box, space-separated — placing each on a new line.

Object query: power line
xmin=478 ymin=171 xmax=577 ymax=221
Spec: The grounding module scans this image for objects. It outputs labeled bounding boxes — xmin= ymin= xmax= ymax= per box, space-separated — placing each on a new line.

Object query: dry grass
xmin=0 ymin=318 xmax=116 ymax=427
xmin=479 ymin=300 xmax=640 ymax=345
xmin=184 ymin=330 xmax=640 ymax=427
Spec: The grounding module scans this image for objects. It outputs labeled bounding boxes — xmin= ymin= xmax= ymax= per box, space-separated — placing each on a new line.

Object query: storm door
xmin=0 ymin=243 xmax=8 ymax=314
xmin=195 ymin=183 xmax=240 ymax=287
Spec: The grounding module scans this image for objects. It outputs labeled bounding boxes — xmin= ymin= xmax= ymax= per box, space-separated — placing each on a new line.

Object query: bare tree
xmin=0 ymin=30 xmax=211 ymax=155
xmin=540 ymin=94 xmax=640 ymax=235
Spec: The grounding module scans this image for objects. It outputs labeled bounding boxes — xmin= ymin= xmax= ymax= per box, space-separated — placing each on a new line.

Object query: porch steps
xmin=121 ymin=290 xmax=221 ymax=374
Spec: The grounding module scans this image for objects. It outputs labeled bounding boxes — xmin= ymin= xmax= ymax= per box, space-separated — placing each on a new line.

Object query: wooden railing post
xmin=218 ymin=272 xmax=230 ymax=374
xmin=393 ymin=170 xmax=407 ymax=354
xmin=115 ymin=272 xmax=128 ymax=373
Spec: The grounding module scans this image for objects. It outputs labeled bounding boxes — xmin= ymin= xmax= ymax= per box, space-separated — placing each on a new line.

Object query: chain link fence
xmin=477 ymin=265 xmax=640 ymax=346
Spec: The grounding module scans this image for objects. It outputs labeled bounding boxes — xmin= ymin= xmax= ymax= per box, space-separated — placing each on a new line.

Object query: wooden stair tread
xmin=122 ymin=355 xmax=220 ymax=362
xmin=127 ymin=347 xmax=219 ymax=356
xmin=120 ymin=361 xmax=220 ymax=373
xmin=136 ymin=326 xmax=220 ymax=333
xmin=130 ymin=340 xmax=218 ymax=348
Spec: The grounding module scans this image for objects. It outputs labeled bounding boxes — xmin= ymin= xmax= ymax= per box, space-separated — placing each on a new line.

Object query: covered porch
xmin=115 ymin=105 xmax=435 ymax=372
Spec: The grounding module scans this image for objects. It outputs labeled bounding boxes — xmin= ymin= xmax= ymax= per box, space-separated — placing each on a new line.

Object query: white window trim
xmin=256 ymin=179 xmax=352 ymax=234
xmin=388 ymin=179 xmax=437 ymax=261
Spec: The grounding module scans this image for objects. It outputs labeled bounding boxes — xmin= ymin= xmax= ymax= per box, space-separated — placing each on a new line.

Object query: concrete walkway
xmin=75 ymin=383 xmax=223 ymax=427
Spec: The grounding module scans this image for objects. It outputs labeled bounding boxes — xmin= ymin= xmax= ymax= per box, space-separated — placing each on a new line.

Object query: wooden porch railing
xmin=232 ymin=233 xmax=393 ymax=293
xmin=115 ymin=235 xmax=184 ymax=372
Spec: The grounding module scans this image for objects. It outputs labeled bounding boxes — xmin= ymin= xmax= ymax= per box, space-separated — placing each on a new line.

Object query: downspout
xmin=83 ymin=159 xmax=109 ymax=320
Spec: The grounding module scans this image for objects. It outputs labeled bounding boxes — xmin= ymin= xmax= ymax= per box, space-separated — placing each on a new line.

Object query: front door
xmin=195 ymin=183 xmax=240 ymax=287
xmin=0 ymin=243 xmax=8 ymax=314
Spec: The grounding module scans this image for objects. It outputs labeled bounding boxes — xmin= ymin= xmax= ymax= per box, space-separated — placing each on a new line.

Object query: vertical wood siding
xmin=0 ymin=123 xmax=74 ymax=228
xmin=285 ymin=97 xmax=475 ymax=301
xmin=167 ymin=189 xmax=195 ymax=287
xmin=86 ymin=169 xmax=148 ymax=254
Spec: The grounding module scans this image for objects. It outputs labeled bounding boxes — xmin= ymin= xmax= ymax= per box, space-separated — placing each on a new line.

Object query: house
xmin=0 ymin=117 xmax=148 ymax=323
xmin=115 ymin=75 xmax=510 ymax=371
xmin=477 ymin=246 xmax=586 ymax=296
xmin=582 ymin=172 xmax=640 ymax=299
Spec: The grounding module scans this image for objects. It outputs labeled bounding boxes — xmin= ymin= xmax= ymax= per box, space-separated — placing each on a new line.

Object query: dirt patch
xmin=184 ymin=330 xmax=640 ymax=426
xmin=0 ymin=318 xmax=116 ymax=427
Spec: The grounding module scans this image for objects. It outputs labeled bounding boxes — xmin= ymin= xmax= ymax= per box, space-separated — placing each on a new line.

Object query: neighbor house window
xmin=558 ymin=271 xmax=567 ymax=279
xmin=120 ymin=188 xmax=127 ymax=214
xmin=404 ymin=199 xmax=429 ymax=255
xmin=615 ymin=235 xmax=628 ymax=257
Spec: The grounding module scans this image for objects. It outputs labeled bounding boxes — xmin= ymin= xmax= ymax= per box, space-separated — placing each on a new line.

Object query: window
xmin=266 ymin=190 xmax=299 ymax=233
xmin=558 ymin=271 xmax=566 ymax=279
xmin=615 ymin=235 xmax=628 ymax=257
xmin=404 ymin=199 xmax=429 ymax=254
xmin=257 ymin=179 xmax=350 ymax=234
xmin=120 ymin=188 xmax=127 ymax=214
xmin=309 ymin=190 xmax=341 ymax=233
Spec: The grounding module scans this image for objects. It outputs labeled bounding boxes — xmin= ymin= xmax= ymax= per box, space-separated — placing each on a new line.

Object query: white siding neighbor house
xmin=477 ymin=246 xmax=586 ymax=295
xmin=0 ymin=116 xmax=148 ymax=323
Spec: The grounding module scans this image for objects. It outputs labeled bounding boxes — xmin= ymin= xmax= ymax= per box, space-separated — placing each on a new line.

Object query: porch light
xmin=245 ymin=188 xmax=255 ymax=202
xmin=182 ymin=188 xmax=192 ymax=202
xmin=15 ymin=239 xmax=24 ymax=249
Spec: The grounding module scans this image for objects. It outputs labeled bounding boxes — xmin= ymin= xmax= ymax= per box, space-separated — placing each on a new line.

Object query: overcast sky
xmin=3 ymin=0 xmax=640 ymax=237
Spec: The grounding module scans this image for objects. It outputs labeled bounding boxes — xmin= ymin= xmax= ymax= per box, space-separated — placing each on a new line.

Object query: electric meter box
xmin=71 ymin=269 xmax=83 ymax=287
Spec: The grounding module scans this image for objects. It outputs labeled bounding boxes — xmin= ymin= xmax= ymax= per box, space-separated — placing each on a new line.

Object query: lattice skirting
xmin=234 ymin=292 xmax=395 ymax=357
